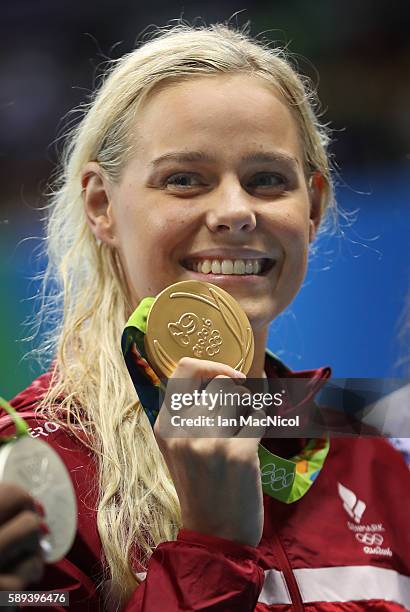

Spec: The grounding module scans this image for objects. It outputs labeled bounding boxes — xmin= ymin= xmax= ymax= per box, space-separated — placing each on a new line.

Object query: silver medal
xmin=0 ymin=436 xmax=77 ymax=562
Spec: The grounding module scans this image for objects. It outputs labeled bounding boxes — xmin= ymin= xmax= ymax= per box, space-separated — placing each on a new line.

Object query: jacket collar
xmin=262 ymin=349 xmax=331 ymax=457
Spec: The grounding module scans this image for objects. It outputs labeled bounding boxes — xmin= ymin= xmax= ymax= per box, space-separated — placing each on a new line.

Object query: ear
xmin=308 ymin=171 xmax=326 ymax=243
xmin=81 ymin=162 xmax=117 ymax=247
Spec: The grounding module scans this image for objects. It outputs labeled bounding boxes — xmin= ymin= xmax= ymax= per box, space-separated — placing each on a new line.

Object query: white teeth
xmin=191 ymin=258 xmax=266 ymax=275
xmin=201 ymin=260 xmax=212 ymax=274
xmin=211 ymin=260 xmax=221 ymax=274
xmin=221 ymin=259 xmax=234 ymax=274
xmin=233 ymin=260 xmax=246 ymax=275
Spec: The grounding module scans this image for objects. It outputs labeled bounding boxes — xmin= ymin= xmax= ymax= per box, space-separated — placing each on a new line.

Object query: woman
xmin=3 ymin=22 xmax=410 ymax=611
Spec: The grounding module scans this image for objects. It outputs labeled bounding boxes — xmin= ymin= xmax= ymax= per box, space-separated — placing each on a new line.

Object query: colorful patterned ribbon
xmin=259 ymin=436 xmax=329 ymax=503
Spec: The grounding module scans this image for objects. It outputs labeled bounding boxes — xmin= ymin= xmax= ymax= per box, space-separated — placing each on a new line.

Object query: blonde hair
xmin=33 ymin=20 xmax=335 ymax=607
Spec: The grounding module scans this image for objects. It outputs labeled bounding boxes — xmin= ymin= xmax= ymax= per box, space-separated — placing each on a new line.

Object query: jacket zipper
xmin=271 ymin=533 xmax=304 ymax=611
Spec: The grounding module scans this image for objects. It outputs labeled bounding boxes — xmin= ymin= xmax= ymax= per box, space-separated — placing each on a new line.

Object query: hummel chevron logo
xmin=338 ymin=482 xmax=366 ymax=523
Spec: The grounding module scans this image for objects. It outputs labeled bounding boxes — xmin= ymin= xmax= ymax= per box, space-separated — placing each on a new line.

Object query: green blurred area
xmin=0 ymin=230 xmax=43 ymax=400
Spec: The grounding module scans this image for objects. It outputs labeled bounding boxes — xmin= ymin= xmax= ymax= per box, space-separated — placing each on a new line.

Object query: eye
xmin=165 ymin=173 xmax=203 ymax=189
xmin=248 ymin=173 xmax=287 ymax=189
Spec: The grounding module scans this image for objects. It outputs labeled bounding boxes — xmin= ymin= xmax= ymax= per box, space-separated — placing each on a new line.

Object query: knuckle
xmin=192 ymin=439 xmax=216 ymax=457
xmin=171 ymin=437 xmax=212 ymax=459
xmin=225 ymin=443 xmax=256 ymax=465
xmin=0 ymin=483 xmax=33 ymax=508
xmin=177 ymin=356 xmax=195 ymax=369
xmin=19 ymin=510 xmax=42 ymax=532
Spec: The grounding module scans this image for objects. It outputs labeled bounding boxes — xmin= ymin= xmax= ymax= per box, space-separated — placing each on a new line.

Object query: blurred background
xmin=1 ymin=0 xmax=409 ymax=398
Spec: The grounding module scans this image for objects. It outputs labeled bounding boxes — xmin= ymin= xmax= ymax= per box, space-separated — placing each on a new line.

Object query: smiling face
xmin=83 ymin=73 xmax=321 ymax=335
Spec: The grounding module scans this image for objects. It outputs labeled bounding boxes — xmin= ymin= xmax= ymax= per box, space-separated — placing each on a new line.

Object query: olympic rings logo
xmin=355 ymin=532 xmax=384 ymax=546
xmin=260 ymin=463 xmax=295 ymax=491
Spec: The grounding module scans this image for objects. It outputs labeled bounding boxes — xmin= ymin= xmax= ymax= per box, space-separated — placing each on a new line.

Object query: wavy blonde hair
xmin=33 ymin=20 xmax=334 ymax=608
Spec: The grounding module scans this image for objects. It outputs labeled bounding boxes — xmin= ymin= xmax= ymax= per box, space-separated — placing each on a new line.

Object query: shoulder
xmin=331 ymin=436 xmax=410 ymax=471
xmin=1 ymin=374 xmax=96 ymax=491
xmin=2 ymin=373 xmax=66 ymax=445
xmin=325 ymin=437 xmax=410 ymax=514
xmin=8 ymin=372 xmax=53 ymax=410
xmin=0 ymin=372 xmax=54 ymax=433
xmin=1 ymin=372 xmax=59 ymax=439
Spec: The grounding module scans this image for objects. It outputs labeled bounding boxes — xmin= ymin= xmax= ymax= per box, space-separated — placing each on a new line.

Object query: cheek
xmin=119 ymin=208 xmax=167 ymax=253
xmin=136 ymin=205 xmax=190 ymax=240
xmin=275 ymin=210 xmax=310 ymax=257
xmin=273 ymin=211 xmax=310 ymax=300
xmin=120 ymin=212 xmax=187 ymax=289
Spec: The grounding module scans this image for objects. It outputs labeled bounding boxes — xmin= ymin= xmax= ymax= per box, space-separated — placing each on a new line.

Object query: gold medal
xmin=144 ymin=280 xmax=254 ymax=378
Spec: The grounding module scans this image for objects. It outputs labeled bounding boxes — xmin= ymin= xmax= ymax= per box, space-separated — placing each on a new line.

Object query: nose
xmin=205 ymin=177 xmax=257 ymax=234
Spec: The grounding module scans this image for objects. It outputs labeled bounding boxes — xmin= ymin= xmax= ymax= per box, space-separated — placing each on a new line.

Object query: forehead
xmin=132 ymin=74 xmax=303 ymax=164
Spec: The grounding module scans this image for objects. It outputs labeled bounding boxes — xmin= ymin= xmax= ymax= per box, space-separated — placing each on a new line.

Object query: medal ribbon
xmin=0 ymin=396 xmax=29 ymax=441
xmin=259 ymin=436 xmax=329 ymax=503
xmin=122 ymin=300 xmax=329 ymax=503
xmin=121 ymin=298 xmax=163 ymax=426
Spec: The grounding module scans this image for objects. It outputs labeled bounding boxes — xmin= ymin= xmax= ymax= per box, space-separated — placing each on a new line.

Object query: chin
xmin=237 ymin=293 xmax=271 ymax=313
xmin=240 ymin=303 xmax=275 ymax=330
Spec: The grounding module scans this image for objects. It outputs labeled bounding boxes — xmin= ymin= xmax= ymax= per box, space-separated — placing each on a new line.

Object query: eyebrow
xmin=149 ymin=150 xmax=299 ymax=169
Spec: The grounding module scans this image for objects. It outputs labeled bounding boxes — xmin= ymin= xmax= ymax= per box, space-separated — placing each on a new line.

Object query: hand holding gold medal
xmin=144 ymin=280 xmax=260 ymax=439
xmin=122 ymin=280 xmax=265 ymax=546
xmin=122 ymin=279 xmax=312 ymax=544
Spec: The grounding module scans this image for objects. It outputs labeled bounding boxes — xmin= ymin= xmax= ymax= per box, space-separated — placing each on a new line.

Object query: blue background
xmin=269 ymin=167 xmax=409 ymax=377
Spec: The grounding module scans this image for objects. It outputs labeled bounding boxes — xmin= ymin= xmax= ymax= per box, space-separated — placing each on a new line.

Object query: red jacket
xmin=2 ymin=363 xmax=410 ymax=611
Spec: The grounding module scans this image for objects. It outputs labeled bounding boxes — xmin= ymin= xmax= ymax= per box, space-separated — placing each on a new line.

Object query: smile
xmin=181 ymin=257 xmax=275 ymax=276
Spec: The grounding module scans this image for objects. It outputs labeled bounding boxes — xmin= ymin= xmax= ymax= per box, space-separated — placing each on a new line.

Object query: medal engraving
xmin=145 ymin=281 xmax=254 ymax=377
xmin=192 ymin=324 xmax=223 ymax=358
xmin=168 ymin=312 xmax=200 ymax=346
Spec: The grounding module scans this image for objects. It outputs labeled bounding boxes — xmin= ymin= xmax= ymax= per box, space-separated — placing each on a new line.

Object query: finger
xmin=0 ymin=484 xmax=35 ymax=524
xmin=160 ymin=376 xmax=248 ymax=439
xmin=0 ymin=573 xmax=25 ymax=591
xmin=172 ymin=357 xmax=246 ymax=381
xmin=12 ymin=555 xmax=44 ymax=584
xmin=236 ymin=409 xmax=267 ymax=440
xmin=200 ymin=377 xmax=247 ymax=436
xmin=0 ymin=511 xmax=41 ymax=568
xmin=158 ymin=359 xmax=246 ymax=437
xmin=166 ymin=357 xmax=245 ymax=402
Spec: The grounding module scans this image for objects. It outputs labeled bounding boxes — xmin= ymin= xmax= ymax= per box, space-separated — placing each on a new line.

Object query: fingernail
xmin=234 ymin=370 xmax=246 ymax=379
xmin=39 ymin=522 xmax=50 ymax=535
xmin=33 ymin=500 xmax=45 ymax=518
